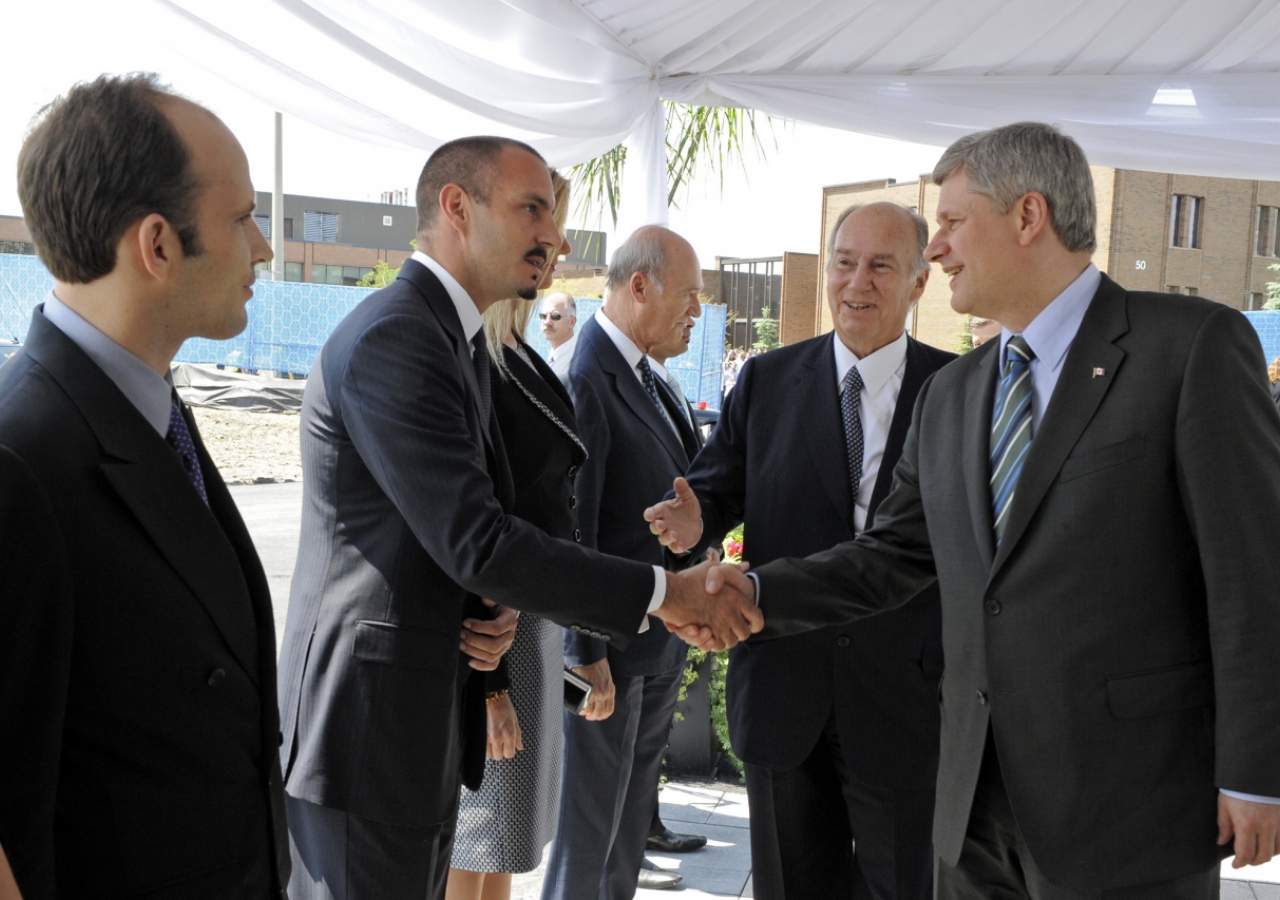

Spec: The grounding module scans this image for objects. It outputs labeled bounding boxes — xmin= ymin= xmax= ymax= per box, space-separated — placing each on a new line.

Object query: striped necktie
xmin=990 ymin=336 xmax=1035 ymax=545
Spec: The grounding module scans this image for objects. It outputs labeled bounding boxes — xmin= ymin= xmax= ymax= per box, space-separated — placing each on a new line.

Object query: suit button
xmin=836 ymin=636 xmax=850 ymax=648
xmin=568 ymin=465 xmax=578 ymax=478
xmin=985 ymin=600 xmax=1001 ymax=615
xmin=976 ymin=690 xmax=988 ymax=706
xmin=573 ymin=528 xmax=581 ymax=542
xmin=569 ymin=496 xmax=577 ymax=509
xmin=207 ymin=668 xmax=227 ymax=687
xmin=278 ymin=732 xmax=285 ymax=747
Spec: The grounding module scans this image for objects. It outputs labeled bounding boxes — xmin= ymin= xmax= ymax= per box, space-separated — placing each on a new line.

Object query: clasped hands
xmin=645 ymin=477 xmax=763 ymax=651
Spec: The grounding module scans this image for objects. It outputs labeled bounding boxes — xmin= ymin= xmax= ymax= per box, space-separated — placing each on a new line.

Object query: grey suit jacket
xmin=753 ymin=275 xmax=1280 ymax=892
xmin=277 ymin=261 xmax=656 ymax=828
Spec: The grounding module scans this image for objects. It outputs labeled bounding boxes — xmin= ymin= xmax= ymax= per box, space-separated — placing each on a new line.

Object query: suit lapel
xmin=400 ymin=261 xmax=489 ymax=442
xmin=867 ymin=338 xmax=928 ymax=527
xmin=654 ymin=375 xmax=701 ymax=460
xmin=798 ymin=335 xmax=853 ymax=527
xmin=23 ymin=313 xmax=261 ymax=683
xmin=964 ymin=341 xmax=1001 ymax=571
xmin=584 ymin=319 xmax=689 ymax=469
xmin=990 ymin=277 xmax=1130 ymax=577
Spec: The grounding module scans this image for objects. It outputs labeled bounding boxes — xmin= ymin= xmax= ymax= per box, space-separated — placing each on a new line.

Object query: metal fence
xmin=719 ymin=256 xmax=781 ymax=350
xmin=0 ymin=253 xmax=727 ymax=410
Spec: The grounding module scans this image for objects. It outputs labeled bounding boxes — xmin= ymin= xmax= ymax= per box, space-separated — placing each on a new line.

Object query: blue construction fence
xmin=0 ymin=253 xmax=728 ymax=410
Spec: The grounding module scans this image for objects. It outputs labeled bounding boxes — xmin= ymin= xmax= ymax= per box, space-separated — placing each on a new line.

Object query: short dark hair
xmin=415 ymin=136 xmax=545 ymax=233
xmin=17 ymin=73 xmax=203 ymax=284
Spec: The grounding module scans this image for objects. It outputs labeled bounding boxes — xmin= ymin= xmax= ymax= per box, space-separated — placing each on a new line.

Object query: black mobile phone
xmin=563 ymin=667 xmax=594 ymax=714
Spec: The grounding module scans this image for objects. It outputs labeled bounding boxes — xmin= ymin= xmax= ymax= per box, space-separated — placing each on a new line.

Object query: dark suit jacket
xmin=754 ymin=275 xmax=1280 ymax=892
xmin=565 ymin=316 xmax=700 ymax=678
xmin=0 ymin=310 xmax=288 ymax=899
xmin=277 ymin=262 xmax=656 ymax=829
xmin=686 ymin=334 xmax=953 ymax=783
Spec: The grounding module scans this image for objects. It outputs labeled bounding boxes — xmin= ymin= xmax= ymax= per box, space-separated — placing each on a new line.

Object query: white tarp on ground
xmin=152 ymin=0 xmax=1280 ymax=229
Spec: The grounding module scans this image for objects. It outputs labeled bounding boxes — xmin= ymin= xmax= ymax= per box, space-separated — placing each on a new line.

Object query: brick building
xmin=813 ymin=170 xmax=1280 ymax=353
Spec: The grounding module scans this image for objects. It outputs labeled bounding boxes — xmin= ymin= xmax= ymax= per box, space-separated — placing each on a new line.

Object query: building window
xmin=311 ymin=264 xmax=373 ymax=286
xmin=253 ymin=215 xmax=271 ymax=239
xmin=1170 ymin=195 xmax=1203 ymax=249
xmin=0 ymin=240 xmax=35 ymax=255
xmin=1249 ymin=292 xmax=1267 ymax=310
xmin=1256 ymin=206 xmax=1280 ymax=257
xmin=1165 ymin=285 xmax=1199 ymax=296
xmin=304 ymin=211 xmax=340 ymax=243
xmin=284 ymin=218 xmax=294 ymax=240
xmin=285 ymin=262 xmax=303 ymax=282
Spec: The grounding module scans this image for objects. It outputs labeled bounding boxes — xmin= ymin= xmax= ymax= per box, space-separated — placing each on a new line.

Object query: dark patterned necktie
xmin=471 ymin=331 xmax=492 ymax=423
xmin=841 ymin=366 xmax=865 ymax=510
xmin=636 ymin=356 xmax=674 ymax=432
xmin=990 ymin=336 xmax=1035 ymax=545
xmin=166 ymin=396 xmax=208 ymax=505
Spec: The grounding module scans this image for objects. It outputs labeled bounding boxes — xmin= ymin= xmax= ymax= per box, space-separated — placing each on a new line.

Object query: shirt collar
xmin=42 ymin=291 xmax=173 ymax=437
xmin=594 ymin=308 xmax=647 ymax=373
xmin=648 ymin=357 xmax=670 ymax=381
xmin=1000 ymin=263 xmax=1101 ymax=373
xmin=412 ymin=251 xmax=484 ymax=343
xmin=833 ymin=330 xmax=908 ymax=397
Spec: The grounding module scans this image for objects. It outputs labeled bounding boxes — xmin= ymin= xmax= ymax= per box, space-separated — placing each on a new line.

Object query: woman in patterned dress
xmin=445 ymin=172 xmax=582 ymax=900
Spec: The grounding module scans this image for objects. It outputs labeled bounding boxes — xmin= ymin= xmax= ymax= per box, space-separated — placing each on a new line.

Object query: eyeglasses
xmin=539 ymin=312 xmax=564 ymax=321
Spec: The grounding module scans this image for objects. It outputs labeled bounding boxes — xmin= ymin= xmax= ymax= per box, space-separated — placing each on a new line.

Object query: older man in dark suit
xmin=277 ymin=142 xmax=759 ymax=900
xmin=540 ymin=226 xmax=704 ymax=900
xmin=647 ymin=203 xmax=954 ymax=899
xmin=0 ymin=74 xmax=289 ymax=899
xmin=688 ymin=122 xmax=1280 ymax=899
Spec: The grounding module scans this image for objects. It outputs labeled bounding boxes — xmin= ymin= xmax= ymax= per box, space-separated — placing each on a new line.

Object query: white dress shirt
xmin=834 ymin=330 xmax=909 ymax=534
xmin=548 ymin=331 xmax=578 ymax=366
xmin=42 ymin=292 xmax=173 ymax=437
xmin=412 ymin=251 xmax=484 ymax=352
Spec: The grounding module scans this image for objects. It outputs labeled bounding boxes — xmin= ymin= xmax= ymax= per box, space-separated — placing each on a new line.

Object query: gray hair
xmin=606 ymin=226 xmax=667 ymax=295
xmin=826 ymin=203 xmax=930 ymax=278
xmin=542 ymin=291 xmax=576 ymax=315
xmin=932 ymin=122 xmax=1096 ymax=254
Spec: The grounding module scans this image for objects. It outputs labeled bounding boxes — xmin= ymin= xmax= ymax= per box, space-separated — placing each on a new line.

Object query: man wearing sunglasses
xmin=541 ymin=292 xmax=578 ymax=380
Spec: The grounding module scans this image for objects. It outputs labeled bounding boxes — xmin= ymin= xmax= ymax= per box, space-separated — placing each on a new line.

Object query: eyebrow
xmin=832 ymin=249 xmax=899 ymax=261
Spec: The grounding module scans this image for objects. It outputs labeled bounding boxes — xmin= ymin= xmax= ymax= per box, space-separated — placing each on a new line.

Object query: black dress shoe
xmin=646 ymin=826 xmax=708 ymax=853
xmin=638 ymin=858 xmax=683 ymax=890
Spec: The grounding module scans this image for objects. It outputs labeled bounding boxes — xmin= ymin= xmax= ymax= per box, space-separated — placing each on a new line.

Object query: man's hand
xmin=644 ymin=477 xmax=703 ymax=554
xmin=1219 ymin=793 xmax=1280 ymax=867
xmin=486 ymin=693 xmax=523 ymax=760
xmin=573 ymin=659 xmax=615 ymax=721
xmin=461 ymin=599 xmax=518 ymax=671
xmin=654 ymin=560 xmax=761 ymax=651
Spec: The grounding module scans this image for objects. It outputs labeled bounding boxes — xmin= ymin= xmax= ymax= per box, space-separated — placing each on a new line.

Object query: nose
xmin=925 ymin=232 xmax=946 ymax=263
xmin=252 ymin=219 xmax=273 ymax=266
xmin=559 ymin=234 xmax=572 ymax=258
xmin=851 ymin=264 xmax=874 ymax=290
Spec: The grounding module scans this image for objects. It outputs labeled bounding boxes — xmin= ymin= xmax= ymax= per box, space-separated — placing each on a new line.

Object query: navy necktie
xmin=471 ymin=332 xmax=492 ymax=423
xmin=636 ymin=356 xmax=674 ymax=432
xmin=841 ymin=365 xmax=865 ymax=510
xmin=166 ymin=396 xmax=208 ymax=505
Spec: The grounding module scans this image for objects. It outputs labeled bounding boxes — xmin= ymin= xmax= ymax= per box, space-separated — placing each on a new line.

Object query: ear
xmin=438 ymin=183 xmax=472 ymax=237
xmin=132 ymin=213 xmax=179 ymax=282
xmin=1014 ymin=191 xmax=1052 ymax=247
xmin=629 ymin=271 xmax=648 ymax=304
xmin=909 ymin=266 xmax=929 ymax=303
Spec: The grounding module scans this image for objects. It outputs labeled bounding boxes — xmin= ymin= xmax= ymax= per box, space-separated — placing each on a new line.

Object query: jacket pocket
xmin=1106 ymin=660 xmax=1213 ymax=719
xmin=352 ymin=620 xmax=455 ymax=673
xmin=1059 ymin=435 xmax=1146 ymax=483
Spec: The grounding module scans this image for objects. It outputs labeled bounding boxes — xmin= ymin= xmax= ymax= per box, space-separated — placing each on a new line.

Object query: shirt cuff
xmin=1221 ymin=789 xmax=1280 ymax=805
xmin=640 ymin=565 xmax=667 ymax=633
xmin=746 ymin=572 xmax=761 ymax=605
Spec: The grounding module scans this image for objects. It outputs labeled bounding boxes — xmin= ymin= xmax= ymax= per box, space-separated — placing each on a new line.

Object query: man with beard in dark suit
xmin=647 ymin=203 xmax=954 ymax=899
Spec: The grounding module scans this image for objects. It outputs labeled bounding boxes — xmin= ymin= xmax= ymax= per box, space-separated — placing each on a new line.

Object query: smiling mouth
xmin=844 ymin=302 xmax=875 ymax=311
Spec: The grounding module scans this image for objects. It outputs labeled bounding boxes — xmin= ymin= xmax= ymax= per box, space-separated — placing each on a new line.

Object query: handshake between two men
xmin=646 ymin=477 xmax=761 ymax=652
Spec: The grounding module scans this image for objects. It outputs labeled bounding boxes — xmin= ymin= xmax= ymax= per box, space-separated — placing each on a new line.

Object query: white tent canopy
xmin=154 ymin=0 xmax=1280 ymax=228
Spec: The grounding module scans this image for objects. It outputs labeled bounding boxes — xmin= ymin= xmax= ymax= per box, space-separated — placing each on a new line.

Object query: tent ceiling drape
xmin=153 ymin=0 xmax=1280 ymax=227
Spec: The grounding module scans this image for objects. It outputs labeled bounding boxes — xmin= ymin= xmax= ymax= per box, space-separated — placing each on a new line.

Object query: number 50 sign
xmin=1135 ymin=260 xmax=1147 ymax=270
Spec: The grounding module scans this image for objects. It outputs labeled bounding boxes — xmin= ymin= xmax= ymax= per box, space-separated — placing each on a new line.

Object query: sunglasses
xmin=539 ymin=312 xmax=565 ymax=321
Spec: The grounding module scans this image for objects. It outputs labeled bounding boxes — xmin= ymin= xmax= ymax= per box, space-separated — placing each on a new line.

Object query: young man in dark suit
xmin=277 ymin=143 xmax=760 ymax=900
xmin=647 ymin=203 xmax=954 ymax=899
xmin=0 ymin=74 xmax=289 ymax=899
xmin=690 ymin=122 xmax=1280 ymax=899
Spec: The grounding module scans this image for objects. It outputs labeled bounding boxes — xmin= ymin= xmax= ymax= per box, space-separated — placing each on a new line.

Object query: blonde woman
xmin=446 ymin=172 xmax=579 ymax=900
